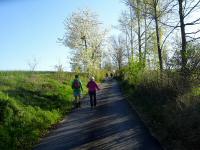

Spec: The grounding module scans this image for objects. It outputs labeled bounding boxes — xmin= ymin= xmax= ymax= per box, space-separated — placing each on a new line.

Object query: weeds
xmin=119 ymin=62 xmax=200 ymax=150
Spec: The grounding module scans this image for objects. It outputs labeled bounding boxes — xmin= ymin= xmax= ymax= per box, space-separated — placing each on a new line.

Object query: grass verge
xmin=0 ymin=71 xmax=90 ymax=150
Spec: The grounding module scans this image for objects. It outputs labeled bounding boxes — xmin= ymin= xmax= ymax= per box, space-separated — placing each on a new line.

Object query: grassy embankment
xmin=119 ymin=67 xmax=200 ymax=150
xmin=0 ymin=71 xmax=101 ymax=150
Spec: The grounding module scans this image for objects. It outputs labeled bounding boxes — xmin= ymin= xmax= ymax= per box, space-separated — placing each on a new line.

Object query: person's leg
xmin=89 ymin=92 xmax=93 ymax=108
xmin=78 ymin=94 xmax=81 ymax=107
xmin=93 ymin=91 xmax=96 ymax=107
xmin=74 ymin=95 xmax=78 ymax=108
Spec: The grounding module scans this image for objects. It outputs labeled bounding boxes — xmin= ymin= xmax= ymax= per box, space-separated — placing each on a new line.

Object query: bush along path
xmin=34 ymin=80 xmax=163 ymax=150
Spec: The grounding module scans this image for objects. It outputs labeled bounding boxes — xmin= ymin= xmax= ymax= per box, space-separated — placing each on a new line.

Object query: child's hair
xmin=75 ymin=75 xmax=79 ymax=78
xmin=90 ymin=76 xmax=95 ymax=81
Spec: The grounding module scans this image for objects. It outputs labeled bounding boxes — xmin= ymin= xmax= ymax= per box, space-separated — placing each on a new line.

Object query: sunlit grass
xmin=0 ymin=71 xmax=90 ymax=150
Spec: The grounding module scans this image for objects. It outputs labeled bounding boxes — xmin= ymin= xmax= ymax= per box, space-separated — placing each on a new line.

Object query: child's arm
xmin=95 ymin=82 xmax=100 ymax=90
xmin=80 ymin=81 xmax=83 ymax=91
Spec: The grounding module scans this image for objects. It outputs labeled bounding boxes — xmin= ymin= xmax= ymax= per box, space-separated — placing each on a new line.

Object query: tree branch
xmin=186 ymin=29 xmax=200 ymax=35
xmin=184 ymin=0 xmax=200 ymax=18
xmin=187 ymin=36 xmax=200 ymax=42
xmin=140 ymin=18 xmax=154 ymax=37
xmin=141 ymin=33 xmax=155 ymax=46
xmin=184 ymin=0 xmax=196 ymax=14
xmin=157 ymin=0 xmax=177 ymax=18
xmin=161 ymin=22 xmax=180 ymax=50
xmin=185 ymin=17 xmax=200 ymax=25
xmin=159 ymin=21 xmax=180 ymax=28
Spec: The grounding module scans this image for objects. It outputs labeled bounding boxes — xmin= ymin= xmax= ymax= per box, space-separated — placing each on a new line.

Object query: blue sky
xmin=0 ymin=0 xmax=126 ymax=71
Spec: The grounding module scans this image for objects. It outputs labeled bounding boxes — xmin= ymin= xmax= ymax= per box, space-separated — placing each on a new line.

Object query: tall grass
xmin=0 ymin=71 xmax=92 ymax=150
xmin=119 ymin=62 xmax=200 ymax=150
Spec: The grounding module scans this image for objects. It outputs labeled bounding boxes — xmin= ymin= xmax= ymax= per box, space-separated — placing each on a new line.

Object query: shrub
xmin=119 ymin=62 xmax=200 ymax=149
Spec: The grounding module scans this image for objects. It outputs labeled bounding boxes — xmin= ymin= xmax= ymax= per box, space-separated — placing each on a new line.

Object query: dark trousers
xmin=89 ymin=91 xmax=96 ymax=107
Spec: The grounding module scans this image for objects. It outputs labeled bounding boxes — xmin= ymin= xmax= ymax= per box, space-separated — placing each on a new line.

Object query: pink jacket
xmin=87 ymin=80 xmax=99 ymax=92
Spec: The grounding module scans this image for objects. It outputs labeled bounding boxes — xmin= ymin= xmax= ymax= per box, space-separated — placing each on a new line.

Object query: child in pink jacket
xmin=87 ymin=77 xmax=100 ymax=108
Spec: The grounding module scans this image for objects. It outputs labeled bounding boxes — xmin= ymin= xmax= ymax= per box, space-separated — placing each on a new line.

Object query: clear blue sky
xmin=0 ymin=0 xmax=126 ymax=71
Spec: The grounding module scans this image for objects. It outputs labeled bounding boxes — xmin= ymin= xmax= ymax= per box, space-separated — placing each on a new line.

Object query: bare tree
xmin=177 ymin=0 xmax=200 ymax=72
xmin=28 ymin=57 xmax=38 ymax=72
xmin=126 ymin=0 xmax=143 ymax=62
xmin=54 ymin=64 xmax=64 ymax=72
xmin=118 ymin=11 xmax=132 ymax=61
xmin=155 ymin=0 xmax=200 ymax=71
xmin=110 ymin=35 xmax=127 ymax=70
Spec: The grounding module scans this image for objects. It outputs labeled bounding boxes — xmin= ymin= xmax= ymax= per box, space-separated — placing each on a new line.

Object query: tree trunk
xmin=125 ymin=29 xmax=130 ymax=62
xmin=144 ymin=2 xmax=147 ymax=65
xmin=154 ymin=0 xmax=163 ymax=71
xmin=178 ymin=0 xmax=187 ymax=72
xmin=136 ymin=0 xmax=142 ymax=62
xmin=130 ymin=6 xmax=134 ymax=59
xmin=138 ymin=16 xmax=142 ymax=62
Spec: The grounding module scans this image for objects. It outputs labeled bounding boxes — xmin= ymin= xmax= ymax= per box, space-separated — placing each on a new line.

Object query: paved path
xmin=34 ymin=81 xmax=163 ymax=150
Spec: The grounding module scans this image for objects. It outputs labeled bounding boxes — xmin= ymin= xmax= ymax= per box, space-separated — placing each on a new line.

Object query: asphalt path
xmin=34 ymin=80 xmax=163 ymax=150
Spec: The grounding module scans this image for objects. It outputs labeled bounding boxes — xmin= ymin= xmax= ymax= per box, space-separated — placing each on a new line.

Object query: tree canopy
xmin=60 ymin=9 xmax=107 ymax=73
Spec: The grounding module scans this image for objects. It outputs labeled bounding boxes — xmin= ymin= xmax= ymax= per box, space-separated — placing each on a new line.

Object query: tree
xmin=141 ymin=0 xmax=166 ymax=71
xmin=155 ymin=0 xmax=200 ymax=72
xmin=110 ymin=35 xmax=127 ymax=70
xmin=59 ymin=9 xmax=106 ymax=72
xmin=54 ymin=63 xmax=64 ymax=72
xmin=141 ymin=0 xmax=172 ymax=71
xmin=126 ymin=0 xmax=143 ymax=62
xmin=177 ymin=0 xmax=200 ymax=72
xmin=28 ymin=57 xmax=38 ymax=72
xmin=118 ymin=10 xmax=132 ymax=61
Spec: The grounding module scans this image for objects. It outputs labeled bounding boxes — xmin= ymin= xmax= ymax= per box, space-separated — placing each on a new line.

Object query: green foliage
xmin=0 ymin=71 xmax=88 ymax=150
xmin=90 ymin=68 xmax=108 ymax=82
xmin=119 ymin=64 xmax=200 ymax=149
xmin=120 ymin=60 xmax=145 ymax=84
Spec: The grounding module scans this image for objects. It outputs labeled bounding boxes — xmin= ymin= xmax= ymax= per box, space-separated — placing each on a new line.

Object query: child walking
xmin=71 ymin=75 xmax=83 ymax=108
xmin=87 ymin=77 xmax=100 ymax=109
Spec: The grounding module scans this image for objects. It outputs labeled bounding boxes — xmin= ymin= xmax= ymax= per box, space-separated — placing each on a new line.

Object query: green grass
xmin=0 ymin=71 xmax=90 ymax=150
xmin=192 ymin=87 xmax=200 ymax=96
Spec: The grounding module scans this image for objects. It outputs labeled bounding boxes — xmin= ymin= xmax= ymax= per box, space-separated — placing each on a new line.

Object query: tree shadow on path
xmin=34 ymin=81 xmax=163 ymax=150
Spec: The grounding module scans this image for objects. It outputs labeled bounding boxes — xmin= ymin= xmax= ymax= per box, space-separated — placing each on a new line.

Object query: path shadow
xmin=34 ymin=81 xmax=163 ymax=150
